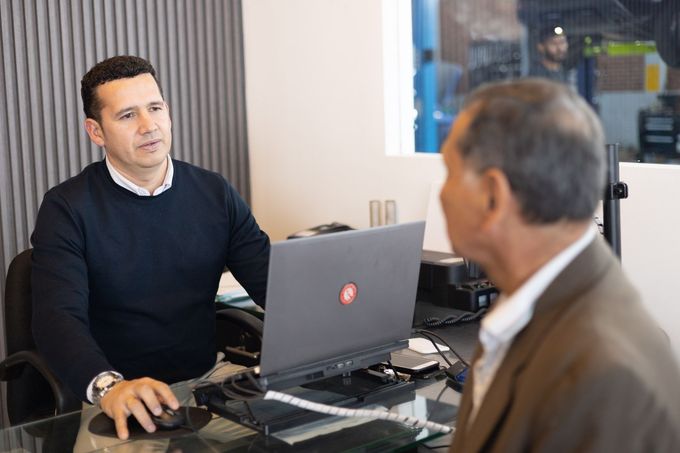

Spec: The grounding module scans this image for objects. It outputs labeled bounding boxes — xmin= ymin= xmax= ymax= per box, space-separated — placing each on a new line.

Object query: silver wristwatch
xmin=91 ymin=371 xmax=124 ymax=407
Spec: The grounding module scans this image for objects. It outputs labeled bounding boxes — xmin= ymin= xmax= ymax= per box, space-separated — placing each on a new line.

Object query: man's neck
xmin=542 ymin=59 xmax=562 ymax=72
xmin=484 ymin=221 xmax=590 ymax=295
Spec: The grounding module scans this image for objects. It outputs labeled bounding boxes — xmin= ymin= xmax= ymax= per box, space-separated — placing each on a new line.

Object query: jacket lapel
xmin=461 ymin=238 xmax=614 ymax=453
xmin=450 ymin=344 xmax=483 ymax=449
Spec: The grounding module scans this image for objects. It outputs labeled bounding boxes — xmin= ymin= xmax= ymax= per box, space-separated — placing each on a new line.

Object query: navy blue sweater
xmin=31 ymin=159 xmax=270 ymax=401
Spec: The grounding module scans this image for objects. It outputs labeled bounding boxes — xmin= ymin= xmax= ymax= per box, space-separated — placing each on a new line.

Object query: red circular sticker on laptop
xmin=339 ymin=283 xmax=358 ymax=305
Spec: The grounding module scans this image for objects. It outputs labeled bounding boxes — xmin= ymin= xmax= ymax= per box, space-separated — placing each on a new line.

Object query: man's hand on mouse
xmin=99 ymin=377 xmax=180 ymax=440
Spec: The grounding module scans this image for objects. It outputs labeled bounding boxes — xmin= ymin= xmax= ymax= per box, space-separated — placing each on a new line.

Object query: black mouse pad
xmin=89 ymin=406 xmax=212 ymax=440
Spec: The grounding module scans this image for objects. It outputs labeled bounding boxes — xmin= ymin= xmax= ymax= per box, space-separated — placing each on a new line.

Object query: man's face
xmin=539 ymin=35 xmax=568 ymax=63
xmin=439 ymin=109 xmax=486 ymax=260
xmin=86 ymin=73 xmax=172 ymax=180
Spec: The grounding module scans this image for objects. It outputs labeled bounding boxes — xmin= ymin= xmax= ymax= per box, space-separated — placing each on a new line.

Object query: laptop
xmin=255 ymin=220 xmax=426 ymax=390
xmin=195 ymin=221 xmax=426 ymax=433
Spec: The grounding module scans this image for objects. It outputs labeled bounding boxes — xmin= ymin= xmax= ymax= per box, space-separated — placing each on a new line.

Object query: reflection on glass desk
xmin=0 ymin=378 xmax=458 ymax=452
xmin=1 ymin=302 xmax=478 ymax=452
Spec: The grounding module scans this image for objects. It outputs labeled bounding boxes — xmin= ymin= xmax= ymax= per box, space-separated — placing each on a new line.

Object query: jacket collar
xmin=455 ymin=237 xmax=614 ymax=452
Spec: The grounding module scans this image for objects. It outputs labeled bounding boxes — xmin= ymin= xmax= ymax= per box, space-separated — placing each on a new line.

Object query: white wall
xmin=620 ymin=163 xmax=680 ymax=358
xmin=242 ymin=0 xmax=445 ymax=241
xmin=242 ymin=1 xmax=680 ymax=359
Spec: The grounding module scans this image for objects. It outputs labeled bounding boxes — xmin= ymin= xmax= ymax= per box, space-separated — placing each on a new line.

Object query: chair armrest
xmin=0 ymin=350 xmax=80 ymax=414
xmin=215 ymin=308 xmax=264 ymax=340
xmin=215 ymin=308 xmax=263 ymax=367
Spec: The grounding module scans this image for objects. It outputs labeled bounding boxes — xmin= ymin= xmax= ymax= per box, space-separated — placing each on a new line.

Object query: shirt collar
xmin=480 ymin=226 xmax=597 ymax=347
xmin=105 ymin=155 xmax=174 ymax=196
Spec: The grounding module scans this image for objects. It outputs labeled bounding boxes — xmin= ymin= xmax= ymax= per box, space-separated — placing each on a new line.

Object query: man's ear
xmin=479 ymin=168 xmax=512 ymax=231
xmin=537 ymin=42 xmax=546 ymax=55
xmin=84 ymin=118 xmax=105 ymax=147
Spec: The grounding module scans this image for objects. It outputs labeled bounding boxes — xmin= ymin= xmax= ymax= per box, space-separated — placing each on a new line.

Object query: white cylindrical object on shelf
xmin=385 ymin=200 xmax=397 ymax=225
xmin=369 ymin=200 xmax=383 ymax=227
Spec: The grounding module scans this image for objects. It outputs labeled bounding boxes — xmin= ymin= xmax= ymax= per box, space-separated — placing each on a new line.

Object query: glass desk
xmin=0 ymin=376 xmax=459 ymax=452
xmin=1 ymin=303 xmax=476 ymax=452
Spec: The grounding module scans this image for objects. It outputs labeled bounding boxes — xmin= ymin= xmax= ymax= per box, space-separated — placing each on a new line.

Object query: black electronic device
xmin=151 ymin=405 xmax=186 ymax=430
xmin=287 ymin=222 xmax=354 ymax=239
xmin=198 ymin=222 xmax=426 ymax=435
xmin=444 ymin=361 xmax=468 ymax=393
xmin=88 ymin=406 xmax=212 ymax=439
xmin=603 ymin=143 xmax=627 ymax=259
xmin=387 ymin=353 xmax=440 ymax=375
xmin=638 ymin=93 xmax=680 ymax=161
xmin=193 ymin=370 xmax=414 ymax=435
xmin=419 ymin=250 xmax=468 ymax=286
xmin=417 ymin=250 xmax=498 ymax=311
xmin=257 ymin=222 xmax=425 ymax=391
xmin=417 ymin=250 xmax=467 ymax=305
xmin=451 ymin=280 xmax=499 ymax=312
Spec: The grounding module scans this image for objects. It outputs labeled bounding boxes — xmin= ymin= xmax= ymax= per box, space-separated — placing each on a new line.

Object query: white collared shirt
xmin=105 ymin=155 xmax=174 ymax=196
xmin=469 ymin=226 xmax=596 ymax=423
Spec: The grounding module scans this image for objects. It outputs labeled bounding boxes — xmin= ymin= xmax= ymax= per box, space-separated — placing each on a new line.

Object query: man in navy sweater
xmin=31 ymin=55 xmax=270 ymax=440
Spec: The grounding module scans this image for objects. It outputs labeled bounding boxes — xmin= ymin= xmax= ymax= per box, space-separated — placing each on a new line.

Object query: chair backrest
xmin=3 ymin=249 xmax=78 ymax=425
xmin=5 ymin=249 xmax=35 ymax=356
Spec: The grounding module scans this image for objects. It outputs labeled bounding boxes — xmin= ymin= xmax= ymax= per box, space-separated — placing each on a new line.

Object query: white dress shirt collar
xmin=481 ymin=226 xmax=596 ymax=345
xmin=470 ymin=226 xmax=597 ymax=423
xmin=105 ymin=155 xmax=174 ymax=196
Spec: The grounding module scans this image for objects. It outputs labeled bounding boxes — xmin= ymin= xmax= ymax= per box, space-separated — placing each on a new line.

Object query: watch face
xmin=96 ymin=374 xmax=116 ymax=389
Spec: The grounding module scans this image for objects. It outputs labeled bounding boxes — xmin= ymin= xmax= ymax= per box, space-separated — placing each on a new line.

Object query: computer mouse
xmin=151 ymin=405 xmax=186 ymax=430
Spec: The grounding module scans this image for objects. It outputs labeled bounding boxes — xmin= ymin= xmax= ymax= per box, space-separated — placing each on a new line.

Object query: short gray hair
xmin=458 ymin=78 xmax=606 ymax=223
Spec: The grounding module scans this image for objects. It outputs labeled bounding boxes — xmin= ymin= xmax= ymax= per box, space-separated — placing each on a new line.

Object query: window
xmin=412 ymin=0 xmax=680 ymax=164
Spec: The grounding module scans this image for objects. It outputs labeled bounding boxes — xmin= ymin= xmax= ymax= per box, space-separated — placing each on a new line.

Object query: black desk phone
xmin=287 ymin=222 xmax=354 ymax=239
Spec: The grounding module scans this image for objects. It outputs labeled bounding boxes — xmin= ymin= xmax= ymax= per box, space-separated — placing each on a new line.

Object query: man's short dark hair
xmin=457 ymin=78 xmax=606 ymax=224
xmin=81 ymin=55 xmax=161 ymax=121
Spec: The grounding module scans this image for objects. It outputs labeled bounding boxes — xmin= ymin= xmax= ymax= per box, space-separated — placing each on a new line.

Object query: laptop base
xmin=193 ymin=368 xmax=415 ymax=436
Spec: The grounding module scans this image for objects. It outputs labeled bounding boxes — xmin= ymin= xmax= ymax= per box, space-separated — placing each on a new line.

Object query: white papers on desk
xmin=408 ymin=338 xmax=450 ymax=354
xmin=216 ymin=272 xmax=250 ymax=302
xmin=216 ymin=272 xmax=262 ymax=312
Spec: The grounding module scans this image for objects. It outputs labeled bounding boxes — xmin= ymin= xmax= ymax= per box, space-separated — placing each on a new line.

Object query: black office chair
xmin=0 ymin=249 xmax=80 ymax=426
xmin=0 ymin=249 xmax=264 ymax=427
xmin=215 ymin=306 xmax=263 ymax=367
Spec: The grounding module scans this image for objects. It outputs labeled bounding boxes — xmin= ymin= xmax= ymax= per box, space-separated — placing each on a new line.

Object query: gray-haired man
xmin=440 ymin=79 xmax=680 ymax=452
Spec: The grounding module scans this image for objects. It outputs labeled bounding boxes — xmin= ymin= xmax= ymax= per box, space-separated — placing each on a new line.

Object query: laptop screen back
xmin=259 ymin=221 xmax=426 ymax=377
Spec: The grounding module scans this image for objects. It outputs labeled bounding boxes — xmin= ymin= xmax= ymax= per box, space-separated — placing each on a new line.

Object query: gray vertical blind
xmin=0 ymin=0 xmax=250 ymax=426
